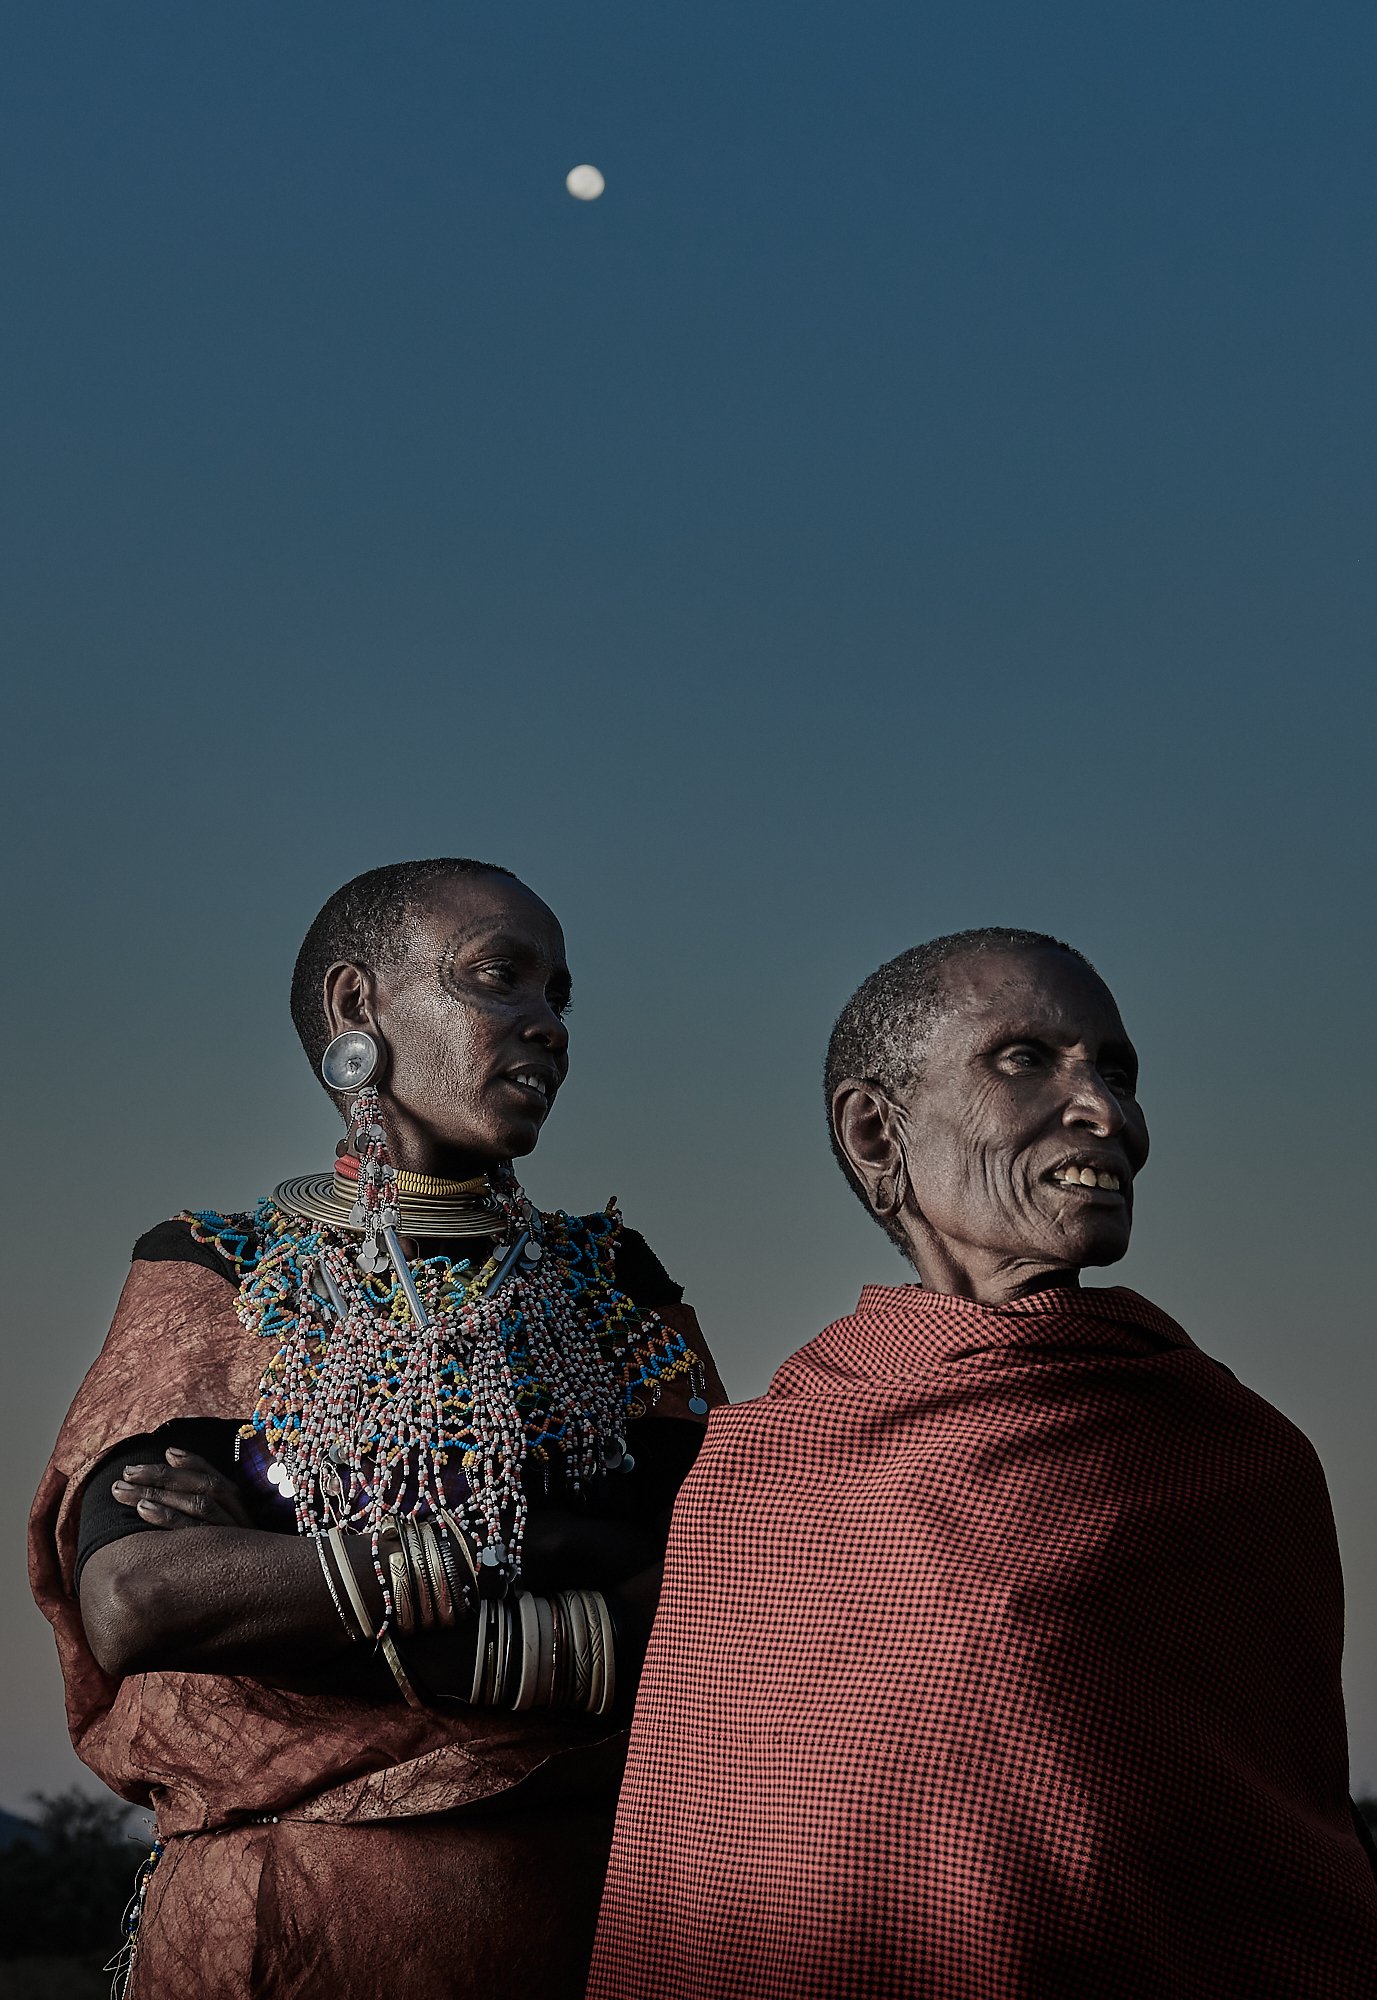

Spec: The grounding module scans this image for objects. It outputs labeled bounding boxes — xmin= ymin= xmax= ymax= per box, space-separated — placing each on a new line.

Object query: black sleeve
xmin=568 ymin=1416 xmax=708 ymax=1529
xmin=75 ymin=1417 xmax=248 ymax=1588
xmin=613 ymin=1227 xmax=684 ymax=1309
xmin=132 ymin=1218 xmax=242 ymax=1284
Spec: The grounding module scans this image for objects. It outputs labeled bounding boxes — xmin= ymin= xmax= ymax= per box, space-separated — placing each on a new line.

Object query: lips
xmin=503 ymin=1068 xmax=558 ymax=1110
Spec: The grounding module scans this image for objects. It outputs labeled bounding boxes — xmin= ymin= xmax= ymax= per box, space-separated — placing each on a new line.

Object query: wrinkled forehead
xmin=403 ymin=873 xmax=566 ymax=963
xmin=930 ymin=946 xmax=1127 ymax=1053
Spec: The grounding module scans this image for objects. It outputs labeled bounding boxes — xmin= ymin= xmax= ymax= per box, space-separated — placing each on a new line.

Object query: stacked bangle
xmin=316 ymin=1523 xmax=430 ymax=1711
xmin=316 ymin=1517 xmax=612 ymax=1717
xmin=468 ymin=1588 xmax=615 ymax=1716
xmin=380 ymin=1515 xmax=476 ymax=1636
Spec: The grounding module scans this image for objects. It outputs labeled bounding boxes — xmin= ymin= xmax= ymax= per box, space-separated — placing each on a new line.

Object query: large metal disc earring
xmin=321 ymin=1030 xmax=381 ymax=1094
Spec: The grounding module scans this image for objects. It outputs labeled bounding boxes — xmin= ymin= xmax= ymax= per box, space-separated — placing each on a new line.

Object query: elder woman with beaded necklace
xmin=29 ymin=858 xmax=726 ymax=2000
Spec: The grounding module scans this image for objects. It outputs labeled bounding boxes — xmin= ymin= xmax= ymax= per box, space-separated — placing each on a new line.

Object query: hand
xmin=111 ymin=1449 xmax=254 ymax=1530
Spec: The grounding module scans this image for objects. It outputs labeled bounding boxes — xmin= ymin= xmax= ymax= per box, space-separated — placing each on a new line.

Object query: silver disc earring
xmin=320 ymin=1031 xmax=380 ymax=1094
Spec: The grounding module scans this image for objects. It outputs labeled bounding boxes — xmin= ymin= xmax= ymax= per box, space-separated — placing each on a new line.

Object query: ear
xmin=831 ymin=1080 xmax=908 ymax=1220
xmin=321 ymin=960 xmax=383 ymax=1044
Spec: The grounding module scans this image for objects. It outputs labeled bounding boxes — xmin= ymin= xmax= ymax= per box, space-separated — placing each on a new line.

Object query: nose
xmin=1060 ymin=1062 xmax=1125 ymax=1139
xmin=523 ymin=996 xmax=569 ymax=1060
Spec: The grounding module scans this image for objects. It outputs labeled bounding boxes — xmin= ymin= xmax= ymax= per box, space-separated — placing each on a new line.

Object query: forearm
xmin=79 ymin=1527 xmax=375 ymax=1678
xmin=81 ymin=1510 xmax=667 ymax=1704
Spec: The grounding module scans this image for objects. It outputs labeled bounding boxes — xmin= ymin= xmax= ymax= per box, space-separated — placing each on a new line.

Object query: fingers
xmin=164 ymin=1448 xmax=252 ymax=1512
xmin=164 ymin=1449 xmax=253 ymax=1523
xmin=112 ymin=1479 xmax=213 ymax=1524
xmin=111 ymin=1449 xmax=253 ymax=1529
xmin=113 ymin=1479 xmax=206 ymax=1514
xmin=119 ymin=1463 xmax=219 ymax=1504
xmin=163 ymin=1448 xmax=217 ymax=1474
xmin=110 ymin=1487 xmax=182 ymax=1527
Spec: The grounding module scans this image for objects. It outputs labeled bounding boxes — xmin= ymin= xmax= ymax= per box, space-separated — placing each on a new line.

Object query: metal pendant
xmin=356 ymin=1236 xmax=388 ymax=1276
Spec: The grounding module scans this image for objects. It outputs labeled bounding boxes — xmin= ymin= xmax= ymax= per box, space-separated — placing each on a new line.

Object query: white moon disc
xmin=566 ymin=163 xmax=605 ymax=201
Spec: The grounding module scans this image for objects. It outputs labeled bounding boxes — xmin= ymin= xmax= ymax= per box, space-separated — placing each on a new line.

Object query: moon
xmin=565 ymin=164 xmax=606 ymax=202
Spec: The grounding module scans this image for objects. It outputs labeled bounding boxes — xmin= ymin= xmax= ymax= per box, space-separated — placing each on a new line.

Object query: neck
xmin=904 ymin=1237 xmax=1083 ymax=1307
xmin=338 ymin=1109 xmax=503 ymax=1185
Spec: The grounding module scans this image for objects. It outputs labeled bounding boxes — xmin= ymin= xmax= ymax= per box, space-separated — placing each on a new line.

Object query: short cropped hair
xmin=290 ymin=858 xmax=515 ymax=1088
xmin=824 ymin=927 xmax=1096 ymax=1244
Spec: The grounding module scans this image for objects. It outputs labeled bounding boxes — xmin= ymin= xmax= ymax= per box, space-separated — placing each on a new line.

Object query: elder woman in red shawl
xmin=29 ymin=858 xmax=725 ymax=2000
xmin=591 ymin=927 xmax=1377 ymax=2000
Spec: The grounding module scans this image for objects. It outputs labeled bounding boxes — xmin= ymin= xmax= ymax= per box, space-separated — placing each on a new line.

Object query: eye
xmin=549 ymin=989 xmax=573 ymax=1019
xmin=997 ymin=1044 xmax=1046 ymax=1073
xmin=1101 ymin=1063 xmax=1137 ymax=1093
xmin=477 ymin=959 xmax=517 ymax=988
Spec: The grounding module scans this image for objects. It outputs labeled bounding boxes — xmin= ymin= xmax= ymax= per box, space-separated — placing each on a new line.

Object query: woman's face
xmin=891 ymin=946 xmax=1149 ymax=1290
xmin=332 ymin=873 xmax=572 ymax=1176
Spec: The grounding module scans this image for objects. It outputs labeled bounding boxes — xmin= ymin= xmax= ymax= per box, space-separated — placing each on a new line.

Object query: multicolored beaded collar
xmin=179 ymin=1192 xmax=702 ymax=1594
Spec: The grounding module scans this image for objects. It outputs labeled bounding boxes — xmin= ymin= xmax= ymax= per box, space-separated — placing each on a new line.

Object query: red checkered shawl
xmin=589 ymin=1283 xmax=1377 ymax=1999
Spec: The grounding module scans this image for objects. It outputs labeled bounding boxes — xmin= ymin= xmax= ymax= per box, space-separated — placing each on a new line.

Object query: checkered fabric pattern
xmin=588 ymin=1284 xmax=1377 ymax=1999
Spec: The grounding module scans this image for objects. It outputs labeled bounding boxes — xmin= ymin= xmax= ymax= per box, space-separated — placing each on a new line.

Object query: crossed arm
xmin=78 ymin=1449 xmax=669 ymax=1700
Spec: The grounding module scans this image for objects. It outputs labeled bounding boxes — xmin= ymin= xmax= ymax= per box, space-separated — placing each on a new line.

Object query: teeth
xmin=513 ymin=1073 xmax=548 ymax=1100
xmin=1053 ymin=1166 xmax=1120 ymax=1192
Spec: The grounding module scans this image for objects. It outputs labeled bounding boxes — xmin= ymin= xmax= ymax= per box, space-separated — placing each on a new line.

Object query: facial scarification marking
xmin=433 ymin=906 xmax=571 ymax=1020
xmin=437 ymin=930 xmax=466 ymax=1004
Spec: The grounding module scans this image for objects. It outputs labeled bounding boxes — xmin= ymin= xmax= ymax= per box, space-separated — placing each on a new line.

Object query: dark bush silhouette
xmin=0 ymin=1790 xmax=147 ymax=1961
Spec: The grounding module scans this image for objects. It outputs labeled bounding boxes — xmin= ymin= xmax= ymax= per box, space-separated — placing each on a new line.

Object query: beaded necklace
xmin=181 ymin=1184 xmax=699 ymax=1614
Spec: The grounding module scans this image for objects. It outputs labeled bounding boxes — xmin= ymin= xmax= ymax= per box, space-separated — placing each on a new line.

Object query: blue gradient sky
xmin=4 ymin=1 xmax=1375 ymax=1806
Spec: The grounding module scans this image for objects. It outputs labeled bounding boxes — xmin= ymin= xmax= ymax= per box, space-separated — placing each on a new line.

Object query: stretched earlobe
xmin=833 ymin=1078 xmax=910 ymax=1222
xmin=872 ymin=1154 xmax=908 ymax=1220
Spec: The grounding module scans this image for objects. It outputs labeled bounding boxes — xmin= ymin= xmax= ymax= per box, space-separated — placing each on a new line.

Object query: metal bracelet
xmin=435 ymin=1528 xmax=472 ymax=1619
xmin=419 ymin=1521 xmax=455 ymax=1628
xmin=388 ymin=1549 xmax=415 ymax=1635
xmin=315 ymin=1536 xmax=357 ymax=1642
xmin=378 ymin=1627 xmax=428 ymax=1711
xmin=326 ymin=1527 xmax=376 ymax=1644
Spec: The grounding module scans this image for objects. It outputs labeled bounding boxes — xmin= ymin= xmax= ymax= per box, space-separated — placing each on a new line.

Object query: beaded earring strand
xmin=342 ymin=1084 xmax=399 ymax=1278
xmin=317 ymin=1028 xmax=405 ymax=1279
